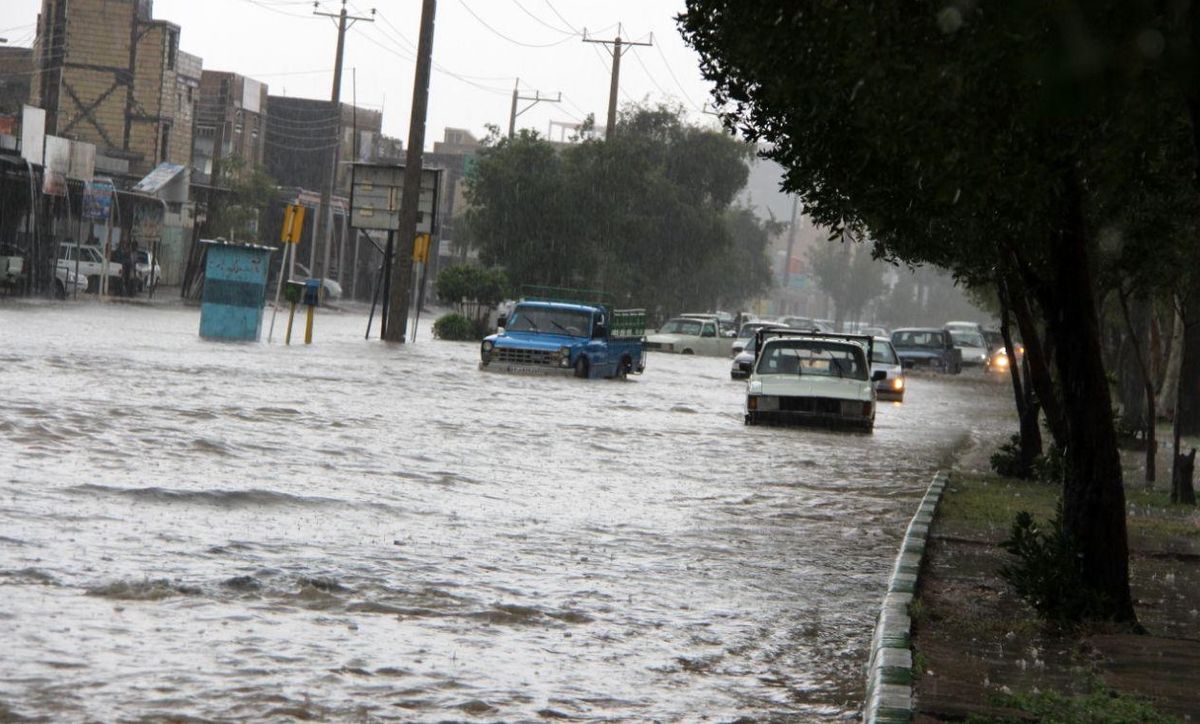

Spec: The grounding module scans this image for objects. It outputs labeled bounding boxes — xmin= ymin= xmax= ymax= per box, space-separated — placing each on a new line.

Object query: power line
xmin=458 ymin=0 xmax=577 ymax=48
xmin=509 ymin=0 xmax=576 ymax=36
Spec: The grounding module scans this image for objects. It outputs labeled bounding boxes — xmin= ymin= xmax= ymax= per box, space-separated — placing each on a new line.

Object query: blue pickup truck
xmin=479 ymin=293 xmax=647 ymax=379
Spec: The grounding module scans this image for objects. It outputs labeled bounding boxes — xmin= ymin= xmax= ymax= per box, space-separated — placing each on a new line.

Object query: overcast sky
xmin=7 ymin=0 xmax=723 ymax=147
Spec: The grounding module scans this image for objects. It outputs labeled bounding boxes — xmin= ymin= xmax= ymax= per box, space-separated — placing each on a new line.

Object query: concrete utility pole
xmin=383 ymin=0 xmax=436 ymax=343
xmin=508 ymin=79 xmax=562 ymax=138
xmin=313 ymin=0 xmax=374 ymax=283
xmin=583 ymin=28 xmax=652 ymax=138
xmin=782 ymin=196 xmax=799 ymax=288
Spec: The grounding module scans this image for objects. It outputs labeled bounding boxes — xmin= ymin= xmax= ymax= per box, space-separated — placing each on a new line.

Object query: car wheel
xmin=615 ymin=356 xmax=631 ymax=380
xmin=681 ymin=349 xmax=694 ymax=355
xmin=574 ymin=356 xmax=589 ymax=379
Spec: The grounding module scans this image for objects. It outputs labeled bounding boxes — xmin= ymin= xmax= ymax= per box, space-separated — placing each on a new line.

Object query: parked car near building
xmin=56 ymin=243 xmax=125 ymax=293
xmin=744 ymin=330 xmax=882 ymax=430
xmin=891 ymin=327 xmax=962 ymax=373
xmin=645 ymin=315 xmax=733 ymax=356
xmin=133 ymin=248 xmax=162 ymax=292
xmin=0 ymin=244 xmax=24 ymax=293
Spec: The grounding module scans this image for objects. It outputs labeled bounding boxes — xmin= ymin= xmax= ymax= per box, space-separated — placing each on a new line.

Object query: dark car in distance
xmin=890 ymin=327 xmax=962 ymax=374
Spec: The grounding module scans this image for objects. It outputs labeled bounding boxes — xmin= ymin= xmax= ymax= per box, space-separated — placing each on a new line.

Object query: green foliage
xmin=462 ymin=106 xmax=771 ymax=313
xmin=999 ymin=504 xmax=1111 ymax=625
xmin=206 ymin=157 xmax=277 ymax=242
xmin=980 ymin=682 xmax=1175 ymax=724
xmin=435 ymin=265 xmax=508 ymax=308
xmin=1033 ymin=444 xmax=1067 ymax=485
xmin=432 ymin=313 xmax=480 ymax=342
xmin=990 ymin=435 xmax=1029 ymax=480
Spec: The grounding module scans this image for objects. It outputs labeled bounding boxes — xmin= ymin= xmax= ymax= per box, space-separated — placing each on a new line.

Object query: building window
xmin=166 ymin=31 xmax=177 ymax=70
xmin=160 ymin=123 xmax=171 ymax=163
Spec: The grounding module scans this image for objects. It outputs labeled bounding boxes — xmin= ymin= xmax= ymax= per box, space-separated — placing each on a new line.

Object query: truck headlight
xmin=748 ymin=380 xmax=762 ymax=395
xmin=483 ymin=341 xmax=494 ymax=352
xmin=892 ymin=377 xmax=904 ymax=391
xmin=559 ymin=347 xmax=572 ymax=367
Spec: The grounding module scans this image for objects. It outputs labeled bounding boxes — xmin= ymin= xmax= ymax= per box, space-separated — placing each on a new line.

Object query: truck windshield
xmin=506 ymin=307 xmax=592 ymax=337
xmin=659 ymin=318 xmax=703 ymax=335
xmin=756 ymin=340 xmax=868 ymax=379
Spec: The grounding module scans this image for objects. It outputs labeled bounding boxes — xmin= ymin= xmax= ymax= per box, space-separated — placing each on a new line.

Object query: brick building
xmin=31 ymin=0 xmax=200 ymax=176
xmin=0 ymin=47 xmax=34 ymax=131
xmin=192 ymin=71 xmax=268 ymax=184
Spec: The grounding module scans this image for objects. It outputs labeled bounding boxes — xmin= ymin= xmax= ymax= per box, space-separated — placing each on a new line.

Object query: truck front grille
xmin=494 ymin=347 xmax=558 ymax=366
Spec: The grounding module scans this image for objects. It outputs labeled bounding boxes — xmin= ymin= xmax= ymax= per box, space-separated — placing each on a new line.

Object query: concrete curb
xmin=862 ymin=470 xmax=949 ymax=723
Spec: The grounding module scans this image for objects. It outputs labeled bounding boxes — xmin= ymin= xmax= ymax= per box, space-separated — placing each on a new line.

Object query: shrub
xmin=990 ymin=434 xmax=1027 ymax=479
xmin=433 ymin=313 xmax=480 ymax=341
xmin=436 ymin=265 xmax=508 ymax=309
xmin=999 ymin=503 xmax=1111 ymax=625
xmin=1034 ymin=444 xmax=1066 ymax=485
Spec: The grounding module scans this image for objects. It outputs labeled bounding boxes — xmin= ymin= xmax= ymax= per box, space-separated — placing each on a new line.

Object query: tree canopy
xmin=462 ymin=106 xmax=774 ymax=314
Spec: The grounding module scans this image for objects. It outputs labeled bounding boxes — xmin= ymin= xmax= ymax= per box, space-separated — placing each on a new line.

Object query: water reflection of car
xmin=871 ymin=336 xmax=906 ymax=401
xmin=891 ymin=327 xmax=962 ymax=373
xmin=744 ymin=330 xmax=883 ymax=431
xmin=949 ymin=329 xmax=989 ymax=367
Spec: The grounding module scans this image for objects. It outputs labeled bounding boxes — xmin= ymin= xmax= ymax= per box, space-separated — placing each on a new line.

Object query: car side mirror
xmin=872 ymin=370 xmax=887 ymax=382
xmin=496 ymin=315 xmax=507 ymax=329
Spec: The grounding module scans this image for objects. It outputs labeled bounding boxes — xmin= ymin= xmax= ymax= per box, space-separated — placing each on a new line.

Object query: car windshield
xmin=893 ymin=330 xmax=944 ymax=348
xmin=736 ymin=322 xmax=771 ymax=337
xmin=660 ymin=318 xmax=703 ymax=336
xmin=950 ymin=331 xmax=986 ymax=348
xmin=505 ymin=306 xmax=592 ymax=337
xmin=871 ymin=341 xmax=900 ymax=364
xmin=756 ymin=340 xmax=868 ymax=379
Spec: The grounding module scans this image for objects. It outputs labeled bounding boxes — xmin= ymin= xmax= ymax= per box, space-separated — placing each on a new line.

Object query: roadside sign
xmin=82 ymin=177 xmax=115 ymax=221
xmin=133 ymin=204 xmax=164 ymax=245
xmin=350 ymin=163 xmax=440 ymax=233
xmin=280 ymin=204 xmax=306 ymax=244
xmin=412 ymin=233 xmax=431 ymax=263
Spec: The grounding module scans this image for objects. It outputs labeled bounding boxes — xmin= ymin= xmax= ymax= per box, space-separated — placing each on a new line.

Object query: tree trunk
xmin=1161 ymin=309 xmax=1185 ymax=416
xmin=999 ymin=274 xmax=1041 ymax=476
xmin=1007 ymin=279 xmax=1069 ymax=448
xmin=1118 ymin=290 xmax=1157 ymax=486
xmin=1032 ymin=171 xmax=1136 ymax=624
xmin=1176 ymin=289 xmax=1200 ymax=436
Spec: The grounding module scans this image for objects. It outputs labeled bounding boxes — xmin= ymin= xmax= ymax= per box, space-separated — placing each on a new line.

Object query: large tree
xmin=680 ymin=0 xmax=1199 ymax=623
xmin=463 ymin=107 xmax=772 ymax=314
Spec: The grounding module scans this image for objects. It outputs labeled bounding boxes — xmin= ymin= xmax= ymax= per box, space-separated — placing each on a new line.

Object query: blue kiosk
xmin=198 ymin=239 xmax=274 ymax=341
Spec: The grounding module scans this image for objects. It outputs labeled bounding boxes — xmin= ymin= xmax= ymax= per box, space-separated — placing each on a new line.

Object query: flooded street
xmin=0 ymin=302 xmax=1011 ymax=721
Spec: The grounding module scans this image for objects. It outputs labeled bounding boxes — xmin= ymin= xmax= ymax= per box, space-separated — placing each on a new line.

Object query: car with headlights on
xmin=744 ymin=330 xmax=883 ymax=431
xmin=871 ymin=336 xmax=906 ymax=401
xmin=948 ymin=328 xmax=990 ymax=367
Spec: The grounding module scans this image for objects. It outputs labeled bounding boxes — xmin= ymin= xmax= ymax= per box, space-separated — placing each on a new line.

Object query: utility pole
xmin=508 ymin=79 xmax=562 ymax=138
xmin=383 ymin=0 xmax=436 ymax=343
xmin=583 ymin=27 xmax=652 ymax=138
xmin=782 ymin=195 xmax=799 ymax=288
xmin=313 ymin=0 xmax=374 ymax=284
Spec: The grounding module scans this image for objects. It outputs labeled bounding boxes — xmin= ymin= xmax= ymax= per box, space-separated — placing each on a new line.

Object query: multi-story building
xmin=30 ymin=0 xmax=200 ymax=176
xmin=264 ymin=96 xmax=382 ymax=193
xmin=0 ymin=47 xmax=34 ymax=134
xmin=192 ymin=70 xmax=268 ymax=184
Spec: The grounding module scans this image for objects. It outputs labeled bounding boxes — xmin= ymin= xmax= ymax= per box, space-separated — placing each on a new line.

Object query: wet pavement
xmin=0 ymin=302 xmax=1012 ymax=721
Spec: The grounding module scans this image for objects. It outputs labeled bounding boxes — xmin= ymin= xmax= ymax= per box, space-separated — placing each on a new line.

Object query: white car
xmin=56 ymin=243 xmax=124 ymax=292
xmin=948 ymin=329 xmax=989 ymax=366
xmin=744 ymin=332 xmax=883 ymax=430
xmin=55 ymin=268 xmax=88 ymax=297
xmin=133 ymin=248 xmax=162 ymax=292
xmin=871 ymin=336 xmax=906 ymax=401
xmin=645 ymin=315 xmax=732 ymax=356
xmin=731 ymin=321 xmax=783 ymax=357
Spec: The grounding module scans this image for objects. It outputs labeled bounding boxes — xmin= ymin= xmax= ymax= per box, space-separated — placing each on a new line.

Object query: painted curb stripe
xmin=862 ymin=471 xmax=949 ymax=724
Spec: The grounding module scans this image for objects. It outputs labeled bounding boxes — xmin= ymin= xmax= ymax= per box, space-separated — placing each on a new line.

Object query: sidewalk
xmin=912 ymin=452 xmax=1200 ymax=721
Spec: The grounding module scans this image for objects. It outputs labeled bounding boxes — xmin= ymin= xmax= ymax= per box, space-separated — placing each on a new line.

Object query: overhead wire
xmin=457 ymin=0 xmax=578 ymax=48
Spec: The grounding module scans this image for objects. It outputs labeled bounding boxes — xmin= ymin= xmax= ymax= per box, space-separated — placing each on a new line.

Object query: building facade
xmin=31 ymin=0 xmax=200 ymax=176
xmin=264 ymin=96 xmax=382 ymax=193
xmin=192 ymin=70 xmax=268 ymax=184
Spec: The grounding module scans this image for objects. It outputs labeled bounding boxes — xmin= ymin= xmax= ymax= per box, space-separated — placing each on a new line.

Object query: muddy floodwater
xmin=0 ymin=302 xmax=1011 ymax=721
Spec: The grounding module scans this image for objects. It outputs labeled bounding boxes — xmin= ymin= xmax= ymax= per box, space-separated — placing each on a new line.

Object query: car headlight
xmin=748 ymin=380 xmax=762 ymax=394
xmin=559 ymin=346 xmax=572 ymax=367
xmin=483 ymin=341 xmax=494 ymax=352
xmin=892 ymin=377 xmax=904 ymax=390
